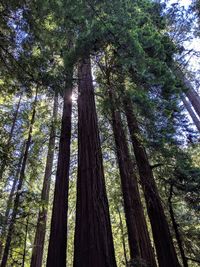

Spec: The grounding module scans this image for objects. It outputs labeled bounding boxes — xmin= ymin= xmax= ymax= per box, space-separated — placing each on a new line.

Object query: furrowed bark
xmin=73 ymin=56 xmax=117 ymax=267
xmin=31 ymin=94 xmax=58 ymax=267
xmin=108 ymin=87 xmax=157 ymax=267
xmin=46 ymin=89 xmax=72 ymax=267
xmin=123 ymin=96 xmax=180 ymax=267
xmin=1 ymin=89 xmax=38 ymax=267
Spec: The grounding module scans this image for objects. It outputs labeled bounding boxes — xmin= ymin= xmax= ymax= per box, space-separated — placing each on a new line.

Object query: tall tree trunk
xmin=0 ymin=93 xmax=22 ymax=180
xmin=0 ymin=89 xmax=38 ymax=267
xmin=22 ymin=214 xmax=29 ymax=267
xmin=117 ymin=206 xmax=128 ymax=266
xmin=31 ymin=94 xmax=58 ymax=267
xmin=168 ymin=184 xmax=188 ymax=267
xmin=73 ymin=57 xmax=117 ymax=267
xmin=0 ymin=142 xmax=25 ymax=259
xmin=123 ymin=96 xmax=180 ymax=267
xmin=185 ymin=87 xmax=200 ymax=118
xmin=175 ymin=67 xmax=200 ymax=118
xmin=46 ymin=89 xmax=72 ymax=267
xmin=108 ymin=87 xmax=157 ymax=267
xmin=181 ymin=95 xmax=200 ymax=132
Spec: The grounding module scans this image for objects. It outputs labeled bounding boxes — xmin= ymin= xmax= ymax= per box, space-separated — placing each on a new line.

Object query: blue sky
xmin=168 ymin=0 xmax=200 ymax=91
xmin=169 ymin=0 xmax=191 ymax=8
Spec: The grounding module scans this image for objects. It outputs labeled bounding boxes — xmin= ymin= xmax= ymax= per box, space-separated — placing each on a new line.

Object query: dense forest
xmin=0 ymin=0 xmax=200 ymax=266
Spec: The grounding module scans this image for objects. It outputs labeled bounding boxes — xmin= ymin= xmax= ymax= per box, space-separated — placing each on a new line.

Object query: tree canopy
xmin=0 ymin=0 xmax=199 ymax=266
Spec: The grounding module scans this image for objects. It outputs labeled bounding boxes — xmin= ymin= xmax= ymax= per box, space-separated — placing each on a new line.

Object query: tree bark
xmin=0 ymin=93 xmax=22 ymax=181
xmin=22 ymin=214 xmax=29 ymax=267
xmin=46 ymin=89 xmax=72 ymax=267
xmin=168 ymin=184 xmax=188 ymax=267
xmin=31 ymin=94 xmax=58 ymax=267
xmin=123 ymin=96 xmax=180 ymax=267
xmin=181 ymin=95 xmax=200 ymax=132
xmin=117 ymin=207 xmax=128 ymax=266
xmin=176 ymin=67 xmax=200 ymax=118
xmin=185 ymin=87 xmax=200 ymax=119
xmin=108 ymin=87 xmax=157 ymax=267
xmin=0 ymin=89 xmax=38 ymax=267
xmin=73 ymin=56 xmax=117 ymax=267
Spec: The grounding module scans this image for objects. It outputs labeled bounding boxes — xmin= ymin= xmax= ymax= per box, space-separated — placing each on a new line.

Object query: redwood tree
xmin=31 ymin=94 xmax=58 ymax=267
xmin=73 ymin=56 xmax=117 ymax=267
xmin=108 ymin=85 xmax=157 ymax=267
xmin=46 ymin=88 xmax=72 ymax=267
xmin=123 ymin=95 xmax=181 ymax=267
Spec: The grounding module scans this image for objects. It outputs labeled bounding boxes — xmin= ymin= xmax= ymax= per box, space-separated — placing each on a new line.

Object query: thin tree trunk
xmin=112 ymin=110 xmax=140 ymax=263
xmin=168 ymin=184 xmax=188 ymax=267
xmin=123 ymin=96 xmax=180 ymax=267
xmin=31 ymin=94 xmax=58 ymax=267
xmin=0 ymin=93 xmax=22 ymax=180
xmin=0 ymin=89 xmax=38 ymax=267
xmin=22 ymin=214 xmax=29 ymax=267
xmin=117 ymin=207 xmax=128 ymax=266
xmin=0 ymin=142 xmax=25 ymax=259
xmin=182 ymin=95 xmax=200 ymax=132
xmin=185 ymin=87 xmax=200 ymax=118
xmin=175 ymin=67 xmax=200 ymax=118
xmin=108 ymin=86 xmax=157 ymax=267
xmin=73 ymin=56 xmax=117 ymax=267
xmin=46 ymin=89 xmax=72 ymax=267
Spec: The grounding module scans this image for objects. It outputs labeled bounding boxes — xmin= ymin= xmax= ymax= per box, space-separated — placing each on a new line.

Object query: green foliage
xmin=0 ymin=0 xmax=199 ymax=266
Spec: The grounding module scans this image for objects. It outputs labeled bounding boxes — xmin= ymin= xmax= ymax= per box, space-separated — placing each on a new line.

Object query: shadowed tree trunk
xmin=111 ymin=103 xmax=140 ymax=261
xmin=73 ymin=56 xmax=117 ymax=267
xmin=1 ymin=89 xmax=38 ymax=267
xmin=108 ymin=86 xmax=157 ymax=267
xmin=185 ymin=87 xmax=200 ymax=118
xmin=175 ymin=67 xmax=200 ymax=118
xmin=123 ymin=95 xmax=180 ymax=267
xmin=22 ymin=214 xmax=29 ymax=267
xmin=46 ymin=89 xmax=72 ymax=267
xmin=0 ymin=93 xmax=22 ymax=181
xmin=117 ymin=206 xmax=128 ymax=266
xmin=0 ymin=142 xmax=25 ymax=259
xmin=31 ymin=94 xmax=58 ymax=267
xmin=168 ymin=184 xmax=188 ymax=267
xmin=181 ymin=95 xmax=200 ymax=132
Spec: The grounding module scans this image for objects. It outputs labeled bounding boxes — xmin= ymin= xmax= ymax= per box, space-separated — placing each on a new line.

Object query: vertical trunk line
xmin=117 ymin=207 xmax=128 ymax=266
xmin=31 ymin=94 xmax=58 ymax=267
xmin=107 ymin=83 xmax=157 ymax=267
xmin=123 ymin=95 xmax=180 ymax=267
xmin=168 ymin=184 xmax=188 ymax=267
xmin=46 ymin=88 xmax=72 ymax=267
xmin=185 ymin=87 xmax=200 ymax=118
xmin=182 ymin=95 xmax=200 ymax=132
xmin=73 ymin=56 xmax=116 ymax=267
xmin=22 ymin=214 xmax=29 ymax=267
